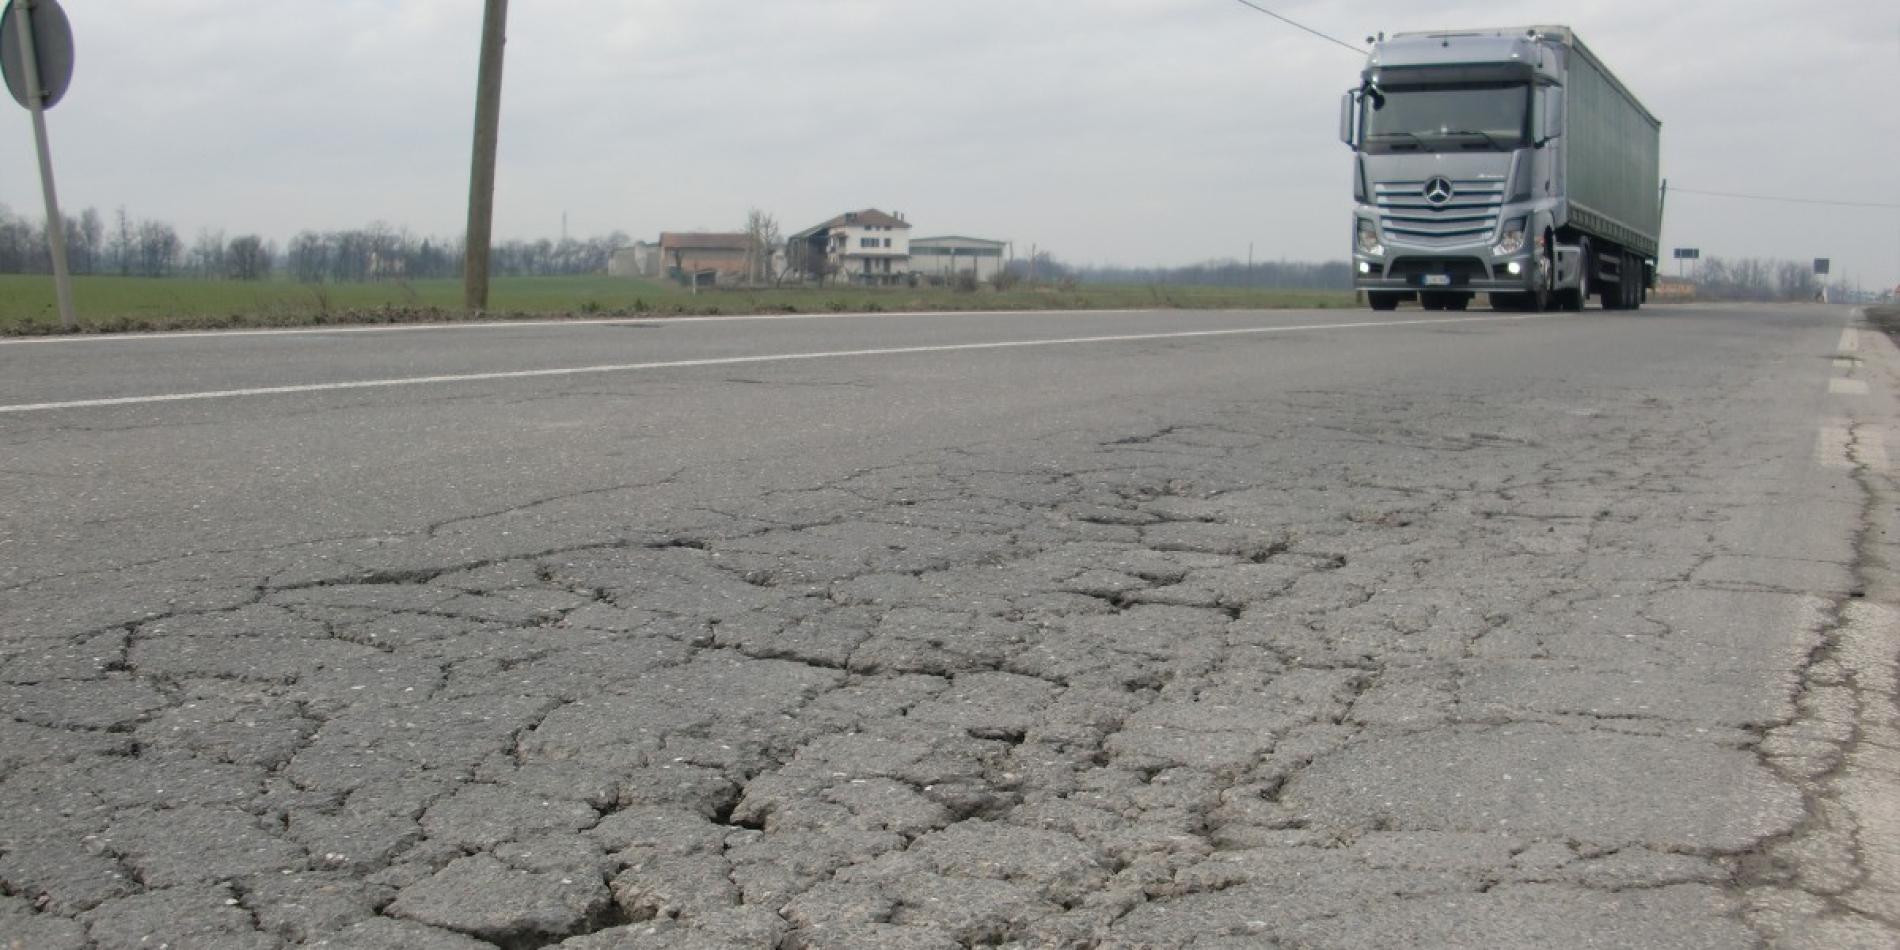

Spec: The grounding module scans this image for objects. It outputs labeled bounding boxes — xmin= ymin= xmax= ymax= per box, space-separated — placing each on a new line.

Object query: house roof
xmin=911 ymin=235 xmax=1005 ymax=248
xmin=790 ymin=209 xmax=911 ymax=239
xmin=659 ymin=232 xmax=750 ymax=251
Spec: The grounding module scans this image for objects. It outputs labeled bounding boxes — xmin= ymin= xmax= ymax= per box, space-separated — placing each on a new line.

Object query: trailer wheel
xmin=1628 ymin=256 xmax=1644 ymax=311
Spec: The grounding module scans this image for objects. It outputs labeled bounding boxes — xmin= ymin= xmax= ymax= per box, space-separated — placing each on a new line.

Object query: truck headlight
xmin=1493 ymin=220 xmax=1526 ymax=257
xmin=1356 ymin=219 xmax=1383 ymax=255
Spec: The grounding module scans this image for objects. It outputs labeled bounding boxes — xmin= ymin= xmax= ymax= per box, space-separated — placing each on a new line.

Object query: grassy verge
xmin=0 ymin=275 xmax=1356 ymax=335
xmin=1865 ymin=305 xmax=1899 ymax=343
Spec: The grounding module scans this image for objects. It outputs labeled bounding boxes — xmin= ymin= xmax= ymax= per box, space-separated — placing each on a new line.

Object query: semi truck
xmin=1340 ymin=26 xmax=1662 ymax=312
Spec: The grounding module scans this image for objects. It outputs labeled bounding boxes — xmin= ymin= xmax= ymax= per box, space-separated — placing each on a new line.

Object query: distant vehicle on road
xmin=1340 ymin=26 xmax=1662 ymax=313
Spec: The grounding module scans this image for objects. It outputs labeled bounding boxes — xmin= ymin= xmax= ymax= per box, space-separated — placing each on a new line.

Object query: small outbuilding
xmin=657 ymin=232 xmax=752 ymax=285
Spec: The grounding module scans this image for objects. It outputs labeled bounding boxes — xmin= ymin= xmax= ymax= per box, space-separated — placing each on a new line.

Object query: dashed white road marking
xmin=1834 ymin=358 xmax=1858 ymax=371
xmin=1839 ymin=327 xmax=1860 ymax=352
xmin=1830 ymin=378 xmax=1870 ymax=395
xmin=1817 ymin=420 xmax=1855 ymax=469
xmin=0 ymin=311 xmax=1562 ymax=415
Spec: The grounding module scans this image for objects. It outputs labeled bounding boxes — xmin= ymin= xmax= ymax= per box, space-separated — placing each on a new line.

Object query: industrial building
xmin=909 ymin=236 xmax=1007 ymax=281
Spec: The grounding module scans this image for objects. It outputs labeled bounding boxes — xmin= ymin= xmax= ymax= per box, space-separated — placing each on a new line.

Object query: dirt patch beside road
xmin=1866 ymin=305 xmax=1900 ymax=343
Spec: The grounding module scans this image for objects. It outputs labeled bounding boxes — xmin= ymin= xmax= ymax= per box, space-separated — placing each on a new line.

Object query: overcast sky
xmin=2 ymin=0 xmax=1895 ymax=287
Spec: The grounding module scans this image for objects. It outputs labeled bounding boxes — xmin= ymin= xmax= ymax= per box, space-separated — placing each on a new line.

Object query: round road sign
xmin=1 ymin=0 xmax=75 ymax=110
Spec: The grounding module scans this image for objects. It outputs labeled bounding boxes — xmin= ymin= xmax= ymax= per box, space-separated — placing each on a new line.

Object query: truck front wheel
xmin=1558 ymin=242 xmax=1591 ymax=311
xmin=1368 ymin=292 xmax=1403 ymax=311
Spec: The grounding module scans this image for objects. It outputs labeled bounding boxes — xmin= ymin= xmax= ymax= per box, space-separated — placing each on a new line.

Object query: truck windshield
xmin=1363 ymin=83 xmax=1529 ymax=153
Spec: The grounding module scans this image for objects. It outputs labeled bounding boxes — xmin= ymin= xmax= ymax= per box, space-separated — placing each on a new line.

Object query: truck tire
xmin=1560 ymin=243 xmax=1590 ymax=311
xmin=1368 ymin=292 xmax=1402 ymax=311
xmin=1628 ymin=256 xmax=1644 ymax=311
xmin=1598 ymin=251 xmax=1626 ymax=311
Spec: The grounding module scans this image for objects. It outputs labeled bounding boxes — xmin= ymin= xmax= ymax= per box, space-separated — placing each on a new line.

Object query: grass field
xmin=0 ymin=274 xmax=1355 ymax=335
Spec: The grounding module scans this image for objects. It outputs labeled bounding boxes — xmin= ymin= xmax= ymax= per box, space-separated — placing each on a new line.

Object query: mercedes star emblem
xmin=1423 ymin=177 xmax=1454 ymax=205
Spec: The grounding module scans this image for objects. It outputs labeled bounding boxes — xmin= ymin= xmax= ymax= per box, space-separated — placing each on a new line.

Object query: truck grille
xmin=1374 ymin=179 xmax=1507 ymax=247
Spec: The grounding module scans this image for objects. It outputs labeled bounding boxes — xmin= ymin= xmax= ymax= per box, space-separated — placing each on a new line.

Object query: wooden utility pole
xmin=463 ymin=0 xmax=508 ymax=312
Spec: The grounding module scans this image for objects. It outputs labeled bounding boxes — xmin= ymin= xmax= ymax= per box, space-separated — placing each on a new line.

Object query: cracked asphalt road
xmin=1 ymin=304 xmax=1895 ymax=949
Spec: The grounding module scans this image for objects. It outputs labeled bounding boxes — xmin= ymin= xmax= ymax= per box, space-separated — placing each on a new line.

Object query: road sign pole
xmin=11 ymin=0 xmax=73 ymax=331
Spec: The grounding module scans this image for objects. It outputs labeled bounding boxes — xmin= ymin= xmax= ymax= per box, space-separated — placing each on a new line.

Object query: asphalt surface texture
xmin=1 ymin=302 xmax=1895 ymax=949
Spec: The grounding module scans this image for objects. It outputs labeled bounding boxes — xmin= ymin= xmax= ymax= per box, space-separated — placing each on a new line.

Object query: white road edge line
xmin=0 ymin=312 xmax=1560 ymax=414
xmin=1830 ymin=378 xmax=1870 ymax=396
xmin=1839 ymin=327 xmax=1859 ymax=352
xmin=0 ymin=308 xmax=1166 ymax=346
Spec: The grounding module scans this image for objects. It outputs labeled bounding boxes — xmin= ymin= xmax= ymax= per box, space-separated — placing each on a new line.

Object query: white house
xmin=789 ymin=209 xmax=911 ymax=286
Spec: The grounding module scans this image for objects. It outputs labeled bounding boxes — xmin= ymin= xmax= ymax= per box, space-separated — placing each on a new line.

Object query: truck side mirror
xmin=1540 ymin=88 xmax=1564 ymax=143
xmin=1339 ymin=90 xmax=1356 ymax=148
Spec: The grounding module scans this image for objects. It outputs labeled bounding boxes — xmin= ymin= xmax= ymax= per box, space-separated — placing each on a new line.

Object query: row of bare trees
xmin=1686 ymin=256 xmax=1821 ymax=301
xmin=282 ymin=227 xmax=631 ymax=283
xmin=1 ymin=204 xmax=272 ymax=280
xmin=1 ymin=206 xmax=633 ymax=284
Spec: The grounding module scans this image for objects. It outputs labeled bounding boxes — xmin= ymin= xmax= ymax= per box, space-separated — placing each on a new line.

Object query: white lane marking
xmin=1839 ymin=327 xmax=1860 ymax=352
xmin=1817 ymin=420 xmax=1854 ymax=468
xmin=0 ymin=308 xmax=1163 ymax=346
xmin=0 ymin=312 xmax=1560 ymax=414
xmin=1830 ymin=378 xmax=1870 ymax=395
xmin=1834 ymin=358 xmax=1858 ymax=371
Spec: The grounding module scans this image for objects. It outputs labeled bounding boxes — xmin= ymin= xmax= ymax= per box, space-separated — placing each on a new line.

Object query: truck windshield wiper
xmin=1365 ymin=131 xmax=1425 ymax=149
xmin=1434 ymin=129 xmax=1516 ymax=150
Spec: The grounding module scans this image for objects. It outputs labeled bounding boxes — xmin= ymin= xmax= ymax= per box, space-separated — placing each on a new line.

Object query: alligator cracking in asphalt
xmin=0 ymin=388 xmax=1878 ymax=947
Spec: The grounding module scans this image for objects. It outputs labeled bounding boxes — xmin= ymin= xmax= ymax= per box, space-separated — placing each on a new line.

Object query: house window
xmin=860 ymin=237 xmax=879 ymax=248
xmin=883 ymin=238 xmax=892 ymax=248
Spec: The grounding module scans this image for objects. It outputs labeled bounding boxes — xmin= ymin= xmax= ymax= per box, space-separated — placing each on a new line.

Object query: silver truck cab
xmin=1341 ymin=29 xmax=1615 ymax=312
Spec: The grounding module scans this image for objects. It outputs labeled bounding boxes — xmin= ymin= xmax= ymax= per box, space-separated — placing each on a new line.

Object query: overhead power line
xmin=1228 ymin=0 xmax=1366 ymax=55
xmin=1671 ymin=186 xmax=1900 ymax=210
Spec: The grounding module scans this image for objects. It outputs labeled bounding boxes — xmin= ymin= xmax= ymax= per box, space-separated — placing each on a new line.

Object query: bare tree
xmin=227 ymin=235 xmax=272 ymax=280
xmin=135 ymin=221 xmax=180 ymax=277
xmin=743 ymin=209 xmax=781 ymax=285
xmin=189 ymin=228 xmax=227 ymax=278
xmin=286 ymin=232 xmax=327 ymax=283
xmin=1775 ymin=260 xmax=1817 ymax=301
xmin=73 ymin=208 xmax=102 ymax=275
xmin=0 ymin=205 xmax=33 ymax=272
xmin=112 ymin=206 xmax=134 ymax=276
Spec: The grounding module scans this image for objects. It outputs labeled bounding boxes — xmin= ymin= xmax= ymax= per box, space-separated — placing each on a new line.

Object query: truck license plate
xmin=1422 ymin=275 xmax=1452 ymax=287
